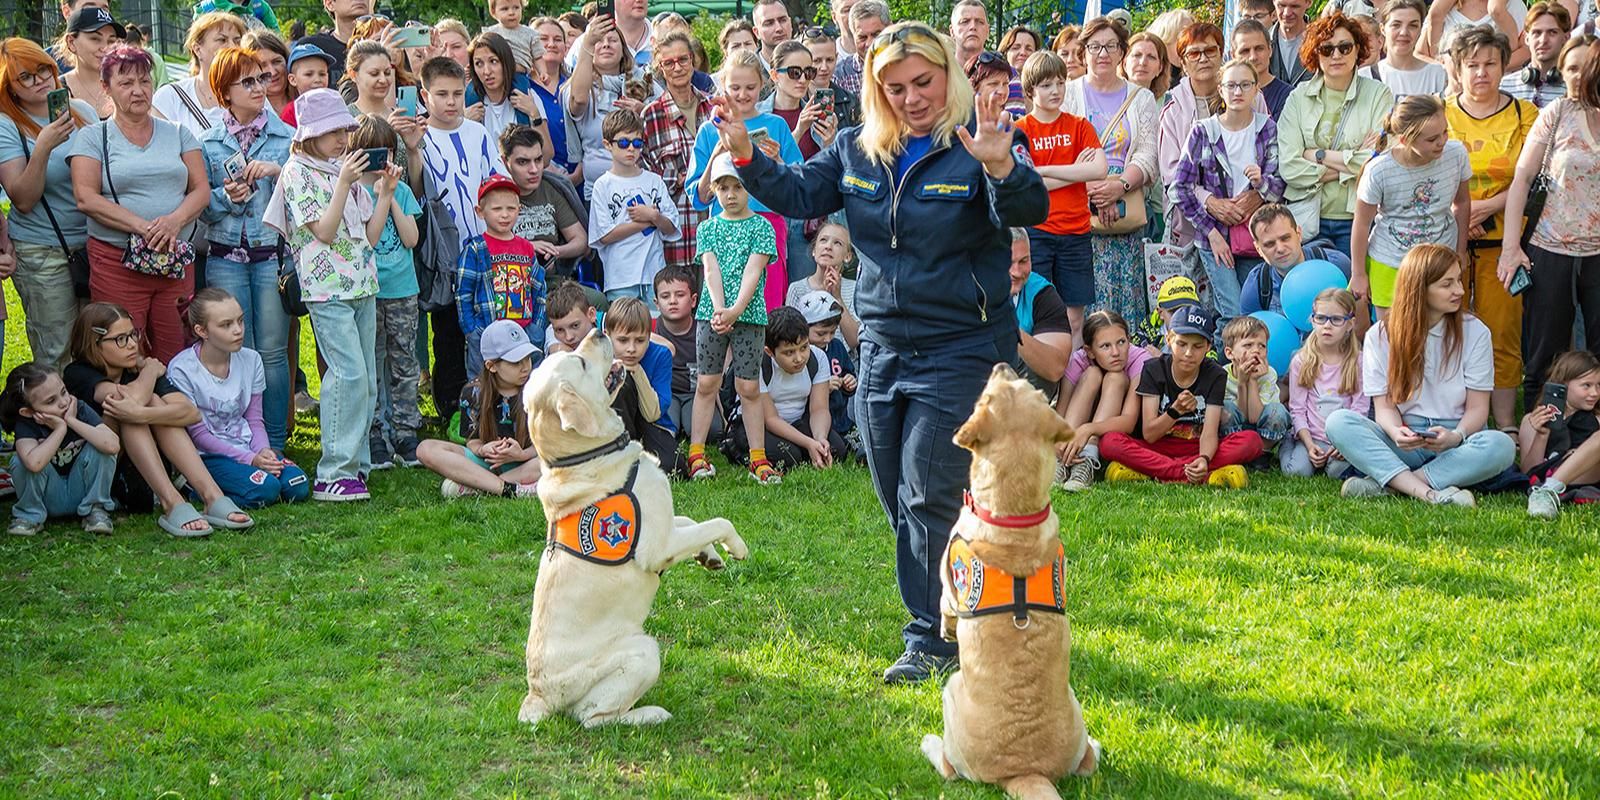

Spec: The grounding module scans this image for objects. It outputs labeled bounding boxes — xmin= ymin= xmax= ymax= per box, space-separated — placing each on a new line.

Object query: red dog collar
xmin=963 ymin=491 xmax=1051 ymax=529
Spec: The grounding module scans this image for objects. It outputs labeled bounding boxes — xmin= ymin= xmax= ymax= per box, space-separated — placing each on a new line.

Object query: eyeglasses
xmin=1220 ymin=80 xmax=1255 ymax=93
xmin=355 ymin=13 xmax=391 ymax=23
xmin=778 ymin=65 xmax=819 ymax=80
xmin=657 ymin=55 xmax=692 ymax=70
xmin=609 ymin=137 xmax=645 ymax=149
xmin=233 ymin=73 xmax=268 ymax=91
xmin=1317 ymin=40 xmax=1356 ymax=57
xmin=16 ymin=67 xmax=56 ymax=89
xmin=1183 ymin=45 xmax=1221 ymax=61
xmin=1084 ymin=42 xmax=1121 ymax=55
xmin=95 ymin=327 xmax=143 ymax=348
xmin=1310 ymin=313 xmax=1354 ymax=326
xmin=871 ymin=23 xmax=941 ymax=57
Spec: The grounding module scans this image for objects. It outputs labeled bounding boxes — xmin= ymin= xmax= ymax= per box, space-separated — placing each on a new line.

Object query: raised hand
xmin=954 ymin=85 xmax=1016 ymax=179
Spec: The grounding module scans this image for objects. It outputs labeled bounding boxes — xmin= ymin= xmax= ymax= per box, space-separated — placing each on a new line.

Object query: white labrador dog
xmin=519 ymin=331 xmax=748 ymax=728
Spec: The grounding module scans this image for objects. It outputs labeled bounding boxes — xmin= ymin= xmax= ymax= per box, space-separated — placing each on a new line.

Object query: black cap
xmin=68 ymin=6 xmax=127 ymax=38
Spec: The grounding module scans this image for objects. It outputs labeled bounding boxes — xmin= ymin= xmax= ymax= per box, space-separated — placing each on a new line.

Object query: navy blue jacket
xmin=736 ymin=122 xmax=1048 ymax=351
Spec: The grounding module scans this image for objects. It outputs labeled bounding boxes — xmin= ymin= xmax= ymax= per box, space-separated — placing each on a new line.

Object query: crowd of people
xmin=0 ymin=0 xmax=1597 ymax=678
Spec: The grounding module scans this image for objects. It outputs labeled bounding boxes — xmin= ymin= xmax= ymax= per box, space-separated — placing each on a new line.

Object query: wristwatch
xmin=1314 ymin=148 xmax=1327 ymax=164
xmin=1117 ymin=176 xmax=1132 ymax=193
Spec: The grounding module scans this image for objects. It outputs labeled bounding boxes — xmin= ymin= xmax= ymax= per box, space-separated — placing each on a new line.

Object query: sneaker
xmin=749 ymin=459 xmax=783 ymax=485
xmin=294 ymin=391 xmax=319 ymax=414
xmin=6 ymin=518 xmax=42 ymax=536
xmin=1528 ymin=485 xmax=1561 ymax=519
xmin=1341 ymin=476 xmax=1386 ymax=498
xmin=1053 ymin=459 xmax=1070 ymax=486
xmin=1207 ymin=464 xmax=1248 ymax=489
xmin=1061 ymin=460 xmax=1095 ymax=493
xmin=313 ymin=477 xmax=370 ymax=501
xmin=369 ymin=437 xmax=394 ymax=471
xmin=392 ymin=437 xmax=421 ymax=467
xmin=81 ymin=508 xmax=114 ymax=535
xmin=441 ymin=478 xmax=478 ymax=498
xmin=513 ymin=481 xmax=539 ymax=498
xmin=1104 ymin=461 xmax=1148 ymax=483
xmin=843 ymin=427 xmax=864 ymax=457
xmin=882 ymin=649 xmax=957 ymax=685
xmin=1428 ymin=486 xmax=1476 ymax=508
xmin=687 ymin=453 xmax=716 ymax=480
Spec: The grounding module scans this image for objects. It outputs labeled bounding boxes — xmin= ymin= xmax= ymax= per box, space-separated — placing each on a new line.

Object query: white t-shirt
xmin=152 ymin=77 xmax=223 ymax=136
xmin=759 ymin=345 xmax=830 ymax=423
xmin=421 ymin=120 xmax=506 ymax=248
xmin=1439 ymin=0 xmax=1528 ymax=54
xmin=1373 ymin=60 xmax=1448 ymax=98
xmin=1356 ymin=140 xmax=1472 ymax=266
xmin=1219 ymin=123 xmax=1256 ymax=198
xmin=586 ymin=168 xmax=682 ymax=291
xmin=1363 ymin=315 xmax=1493 ymax=418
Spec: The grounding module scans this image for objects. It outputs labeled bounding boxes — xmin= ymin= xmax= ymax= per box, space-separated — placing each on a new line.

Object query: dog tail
xmin=1001 ymin=774 xmax=1063 ymax=800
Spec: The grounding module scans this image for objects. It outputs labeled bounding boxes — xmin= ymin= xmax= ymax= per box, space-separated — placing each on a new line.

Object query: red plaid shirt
xmin=642 ymin=87 xmax=714 ymax=271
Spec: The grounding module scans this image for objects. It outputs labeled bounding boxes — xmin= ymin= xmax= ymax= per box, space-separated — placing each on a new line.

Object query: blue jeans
xmin=604 ymin=284 xmax=659 ymax=315
xmin=1324 ymin=410 xmax=1515 ymax=489
xmin=1280 ymin=436 xmax=1351 ymax=478
xmin=10 ymin=448 xmax=117 ymax=523
xmin=1224 ymin=399 xmax=1291 ymax=444
xmin=857 ymin=330 xmax=1017 ymax=658
xmin=307 ymin=296 xmax=378 ymax=482
xmin=206 ymin=255 xmax=293 ymax=451
xmin=1319 ymin=218 xmax=1353 ymax=259
xmin=200 ymin=453 xmax=310 ymax=507
xmin=1197 ymin=247 xmax=1262 ymax=327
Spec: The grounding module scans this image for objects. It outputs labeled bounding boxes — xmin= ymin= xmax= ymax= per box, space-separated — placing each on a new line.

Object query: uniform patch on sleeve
xmin=1011 ymin=141 xmax=1035 ymax=169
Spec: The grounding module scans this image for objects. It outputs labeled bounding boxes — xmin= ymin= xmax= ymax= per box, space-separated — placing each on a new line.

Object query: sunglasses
xmin=609 ymin=137 xmax=645 ymax=149
xmin=233 ymin=73 xmax=268 ymax=91
xmin=1183 ymin=44 xmax=1221 ymax=61
xmin=871 ymin=23 xmax=941 ymax=57
xmin=778 ymin=65 xmax=819 ymax=80
xmin=1317 ymin=40 xmax=1356 ymax=57
xmin=801 ymin=24 xmax=838 ymax=40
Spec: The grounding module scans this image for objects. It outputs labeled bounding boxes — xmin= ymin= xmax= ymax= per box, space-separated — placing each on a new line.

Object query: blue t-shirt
xmin=688 ymin=113 xmax=803 ymax=215
xmin=366 ymin=181 xmax=423 ymax=299
xmin=530 ymin=79 xmax=571 ymax=172
xmin=894 ymin=135 xmax=934 ymax=186
xmin=640 ymin=341 xmax=676 ymax=434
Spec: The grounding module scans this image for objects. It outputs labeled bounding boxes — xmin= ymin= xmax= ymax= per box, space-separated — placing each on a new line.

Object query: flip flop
xmin=204 ymin=497 xmax=255 ymax=530
xmin=158 ymin=502 xmax=212 ymax=538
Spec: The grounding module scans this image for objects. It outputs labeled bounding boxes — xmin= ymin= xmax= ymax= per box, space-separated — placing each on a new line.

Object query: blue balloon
xmin=1248 ymin=311 xmax=1300 ymax=376
xmin=1282 ymin=259 xmax=1349 ymax=332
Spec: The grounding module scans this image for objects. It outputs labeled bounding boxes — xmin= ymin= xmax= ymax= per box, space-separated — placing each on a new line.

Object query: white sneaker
xmin=513 ymin=482 xmax=539 ymax=498
xmin=1527 ymin=485 xmax=1561 ymax=519
xmin=1428 ymin=487 xmax=1476 ymax=507
xmin=440 ymin=479 xmax=478 ymax=498
xmin=1340 ymin=476 xmax=1385 ymax=498
xmin=1061 ymin=461 xmax=1095 ymax=492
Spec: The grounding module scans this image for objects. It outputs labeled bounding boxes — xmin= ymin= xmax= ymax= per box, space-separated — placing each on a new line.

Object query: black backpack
xmin=415 ymin=168 xmax=462 ymax=313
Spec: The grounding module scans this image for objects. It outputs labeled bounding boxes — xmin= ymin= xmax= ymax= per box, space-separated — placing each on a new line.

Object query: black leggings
xmin=429 ymin=309 xmax=467 ymax=421
xmin=727 ymin=411 xmax=848 ymax=471
xmin=1521 ymin=244 xmax=1600 ymax=408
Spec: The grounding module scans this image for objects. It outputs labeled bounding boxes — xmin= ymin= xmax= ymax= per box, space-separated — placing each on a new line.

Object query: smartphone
xmin=1541 ymin=381 xmax=1568 ymax=416
xmin=812 ymin=87 xmax=834 ymax=116
xmin=597 ymin=0 xmax=614 ymax=17
xmin=394 ymin=24 xmax=432 ymax=48
xmin=1411 ymin=428 xmax=1440 ymax=440
xmin=363 ymin=147 xmax=389 ymax=172
xmin=1508 ymin=264 xmax=1533 ymax=296
xmin=396 ymin=85 xmax=418 ymax=117
xmin=47 ymin=88 xmax=69 ymax=123
xmin=222 ymin=150 xmax=248 ymax=182
xmin=749 ymin=127 xmax=772 ymax=151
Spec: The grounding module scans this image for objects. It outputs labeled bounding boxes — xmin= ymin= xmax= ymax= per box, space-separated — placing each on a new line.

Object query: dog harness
xmin=547 ymin=461 xmax=644 ymax=565
xmin=946 ymin=498 xmax=1067 ymax=624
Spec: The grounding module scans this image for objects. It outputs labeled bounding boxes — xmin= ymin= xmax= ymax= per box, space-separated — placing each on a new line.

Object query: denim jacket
xmin=736 ymin=119 xmax=1048 ymax=351
xmin=198 ymin=113 xmax=294 ymax=249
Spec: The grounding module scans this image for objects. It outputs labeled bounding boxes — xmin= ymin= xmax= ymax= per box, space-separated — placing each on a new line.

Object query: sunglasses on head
xmin=871 ymin=23 xmax=941 ymax=57
xmin=801 ymin=24 xmax=838 ymax=40
xmin=975 ymin=50 xmax=1006 ymax=66
xmin=609 ymin=137 xmax=645 ymax=149
xmin=778 ymin=65 xmax=818 ymax=80
xmin=1317 ymin=40 xmax=1356 ymax=57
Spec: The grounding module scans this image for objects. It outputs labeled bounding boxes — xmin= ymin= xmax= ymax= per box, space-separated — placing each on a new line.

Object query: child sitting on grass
xmin=544 ymin=281 xmax=599 ymax=355
xmin=688 ymin=153 xmax=777 ymax=484
xmin=724 ymin=306 xmax=842 ymax=474
xmin=1283 ymin=288 xmax=1366 ymax=477
xmin=783 ymin=221 xmax=859 ymax=351
xmin=1136 ymin=276 xmax=1205 ymax=358
xmin=1057 ymin=310 xmax=1148 ymax=492
xmin=417 ymin=320 xmax=542 ymax=498
xmin=1522 ymin=351 xmax=1600 ymax=519
xmin=1101 ymin=305 xmax=1265 ymax=487
xmin=796 ymin=290 xmax=858 ymax=456
xmin=1220 ymin=316 xmax=1291 ymax=450
xmin=653 ymin=265 xmax=716 ymax=440
xmin=604 ymin=297 xmax=683 ymax=475
xmin=0 ymin=363 xmax=119 ymax=537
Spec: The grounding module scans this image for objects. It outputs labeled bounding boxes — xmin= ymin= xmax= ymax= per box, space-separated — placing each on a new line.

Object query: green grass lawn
xmin=1 ymin=298 xmax=1597 ymax=797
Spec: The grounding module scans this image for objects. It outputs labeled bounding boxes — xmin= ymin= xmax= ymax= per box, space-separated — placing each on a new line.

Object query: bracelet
xmin=732 ymin=155 xmax=753 ymax=167
xmin=1452 ymin=427 xmax=1467 ymax=442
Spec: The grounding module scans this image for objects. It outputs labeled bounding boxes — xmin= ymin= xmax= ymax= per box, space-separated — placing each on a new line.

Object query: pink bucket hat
xmin=292 ymin=88 xmax=357 ymax=142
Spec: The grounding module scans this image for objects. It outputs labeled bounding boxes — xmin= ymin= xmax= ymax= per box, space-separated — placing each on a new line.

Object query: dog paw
xmin=618 ymin=705 xmax=672 ymax=726
xmin=920 ymin=734 xmax=956 ymax=780
xmin=517 ymin=696 xmax=548 ymax=727
xmin=694 ymin=547 xmax=726 ymax=571
xmin=720 ymin=533 xmax=749 ymax=561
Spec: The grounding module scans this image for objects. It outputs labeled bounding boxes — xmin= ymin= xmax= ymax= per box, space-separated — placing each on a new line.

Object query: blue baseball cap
xmin=1168 ymin=304 xmax=1216 ymax=340
xmin=288 ymin=43 xmax=339 ymax=70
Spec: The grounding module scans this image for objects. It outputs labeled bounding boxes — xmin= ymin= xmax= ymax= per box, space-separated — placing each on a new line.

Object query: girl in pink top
xmin=1057 ymin=310 xmax=1151 ymax=491
xmin=1284 ymin=288 xmax=1369 ymax=477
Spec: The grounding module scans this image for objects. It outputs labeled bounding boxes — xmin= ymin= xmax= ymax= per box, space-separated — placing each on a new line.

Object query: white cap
xmin=708 ymin=152 xmax=743 ymax=186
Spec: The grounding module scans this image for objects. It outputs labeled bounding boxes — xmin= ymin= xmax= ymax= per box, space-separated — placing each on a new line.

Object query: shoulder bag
xmin=1521 ymin=101 xmax=1565 ymax=246
xmin=18 ymin=134 xmax=91 ymax=298
xmin=1090 ymin=87 xmax=1148 ymax=236
xmin=102 ymin=124 xmax=194 ymax=279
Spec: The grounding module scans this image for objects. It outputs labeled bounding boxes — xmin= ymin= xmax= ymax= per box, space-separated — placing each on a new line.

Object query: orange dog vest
xmin=945 ymin=534 xmax=1067 ymax=622
xmin=547 ymin=462 xmax=643 ymax=565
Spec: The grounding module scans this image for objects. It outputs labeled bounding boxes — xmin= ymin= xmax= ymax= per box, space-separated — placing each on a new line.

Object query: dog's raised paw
xmin=720 ymin=532 xmax=749 ymax=561
xmin=694 ymin=547 xmax=726 ymax=571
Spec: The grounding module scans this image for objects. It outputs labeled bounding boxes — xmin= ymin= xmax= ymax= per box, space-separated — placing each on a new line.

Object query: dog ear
xmin=954 ymin=402 xmax=993 ymax=451
xmin=554 ymin=381 xmax=604 ymax=437
xmin=1045 ymin=409 xmax=1076 ymax=445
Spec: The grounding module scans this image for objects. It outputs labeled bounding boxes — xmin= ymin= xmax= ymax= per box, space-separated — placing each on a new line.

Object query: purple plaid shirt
xmin=1171 ymin=114 xmax=1286 ymax=242
xmin=642 ymin=87 xmax=714 ymax=271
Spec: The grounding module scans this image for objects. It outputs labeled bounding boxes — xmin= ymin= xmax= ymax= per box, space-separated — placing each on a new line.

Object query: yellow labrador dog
xmin=519 ymin=331 xmax=748 ymax=728
xmin=921 ymin=364 xmax=1100 ymax=799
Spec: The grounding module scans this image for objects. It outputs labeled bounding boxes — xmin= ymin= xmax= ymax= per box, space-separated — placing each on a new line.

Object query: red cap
xmin=477 ymin=174 xmax=520 ymax=202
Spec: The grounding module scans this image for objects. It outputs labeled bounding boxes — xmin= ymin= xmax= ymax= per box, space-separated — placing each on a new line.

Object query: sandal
xmin=748 ymin=459 xmax=782 ymax=485
xmin=204 ymin=497 xmax=255 ymax=530
xmin=158 ymin=503 xmax=212 ymax=538
xmin=687 ymin=452 xmax=716 ymax=480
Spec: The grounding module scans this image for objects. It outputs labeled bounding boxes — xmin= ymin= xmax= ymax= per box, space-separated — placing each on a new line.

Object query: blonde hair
xmin=603 ymin=296 xmax=652 ymax=335
xmin=1221 ymin=56 xmax=1258 ymax=82
xmin=859 ymin=22 xmax=974 ymax=169
xmin=1383 ymin=94 xmax=1445 ymax=150
xmin=719 ymin=48 xmax=766 ymax=92
xmin=434 ymin=18 xmax=471 ymax=43
xmin=184 ymin=11 xmax=246 ymax=74
xmin=1295 ymin=288 xmax=1362 ymax=396
xmin=1147 ymin=9 xmax=1196 ymax=58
